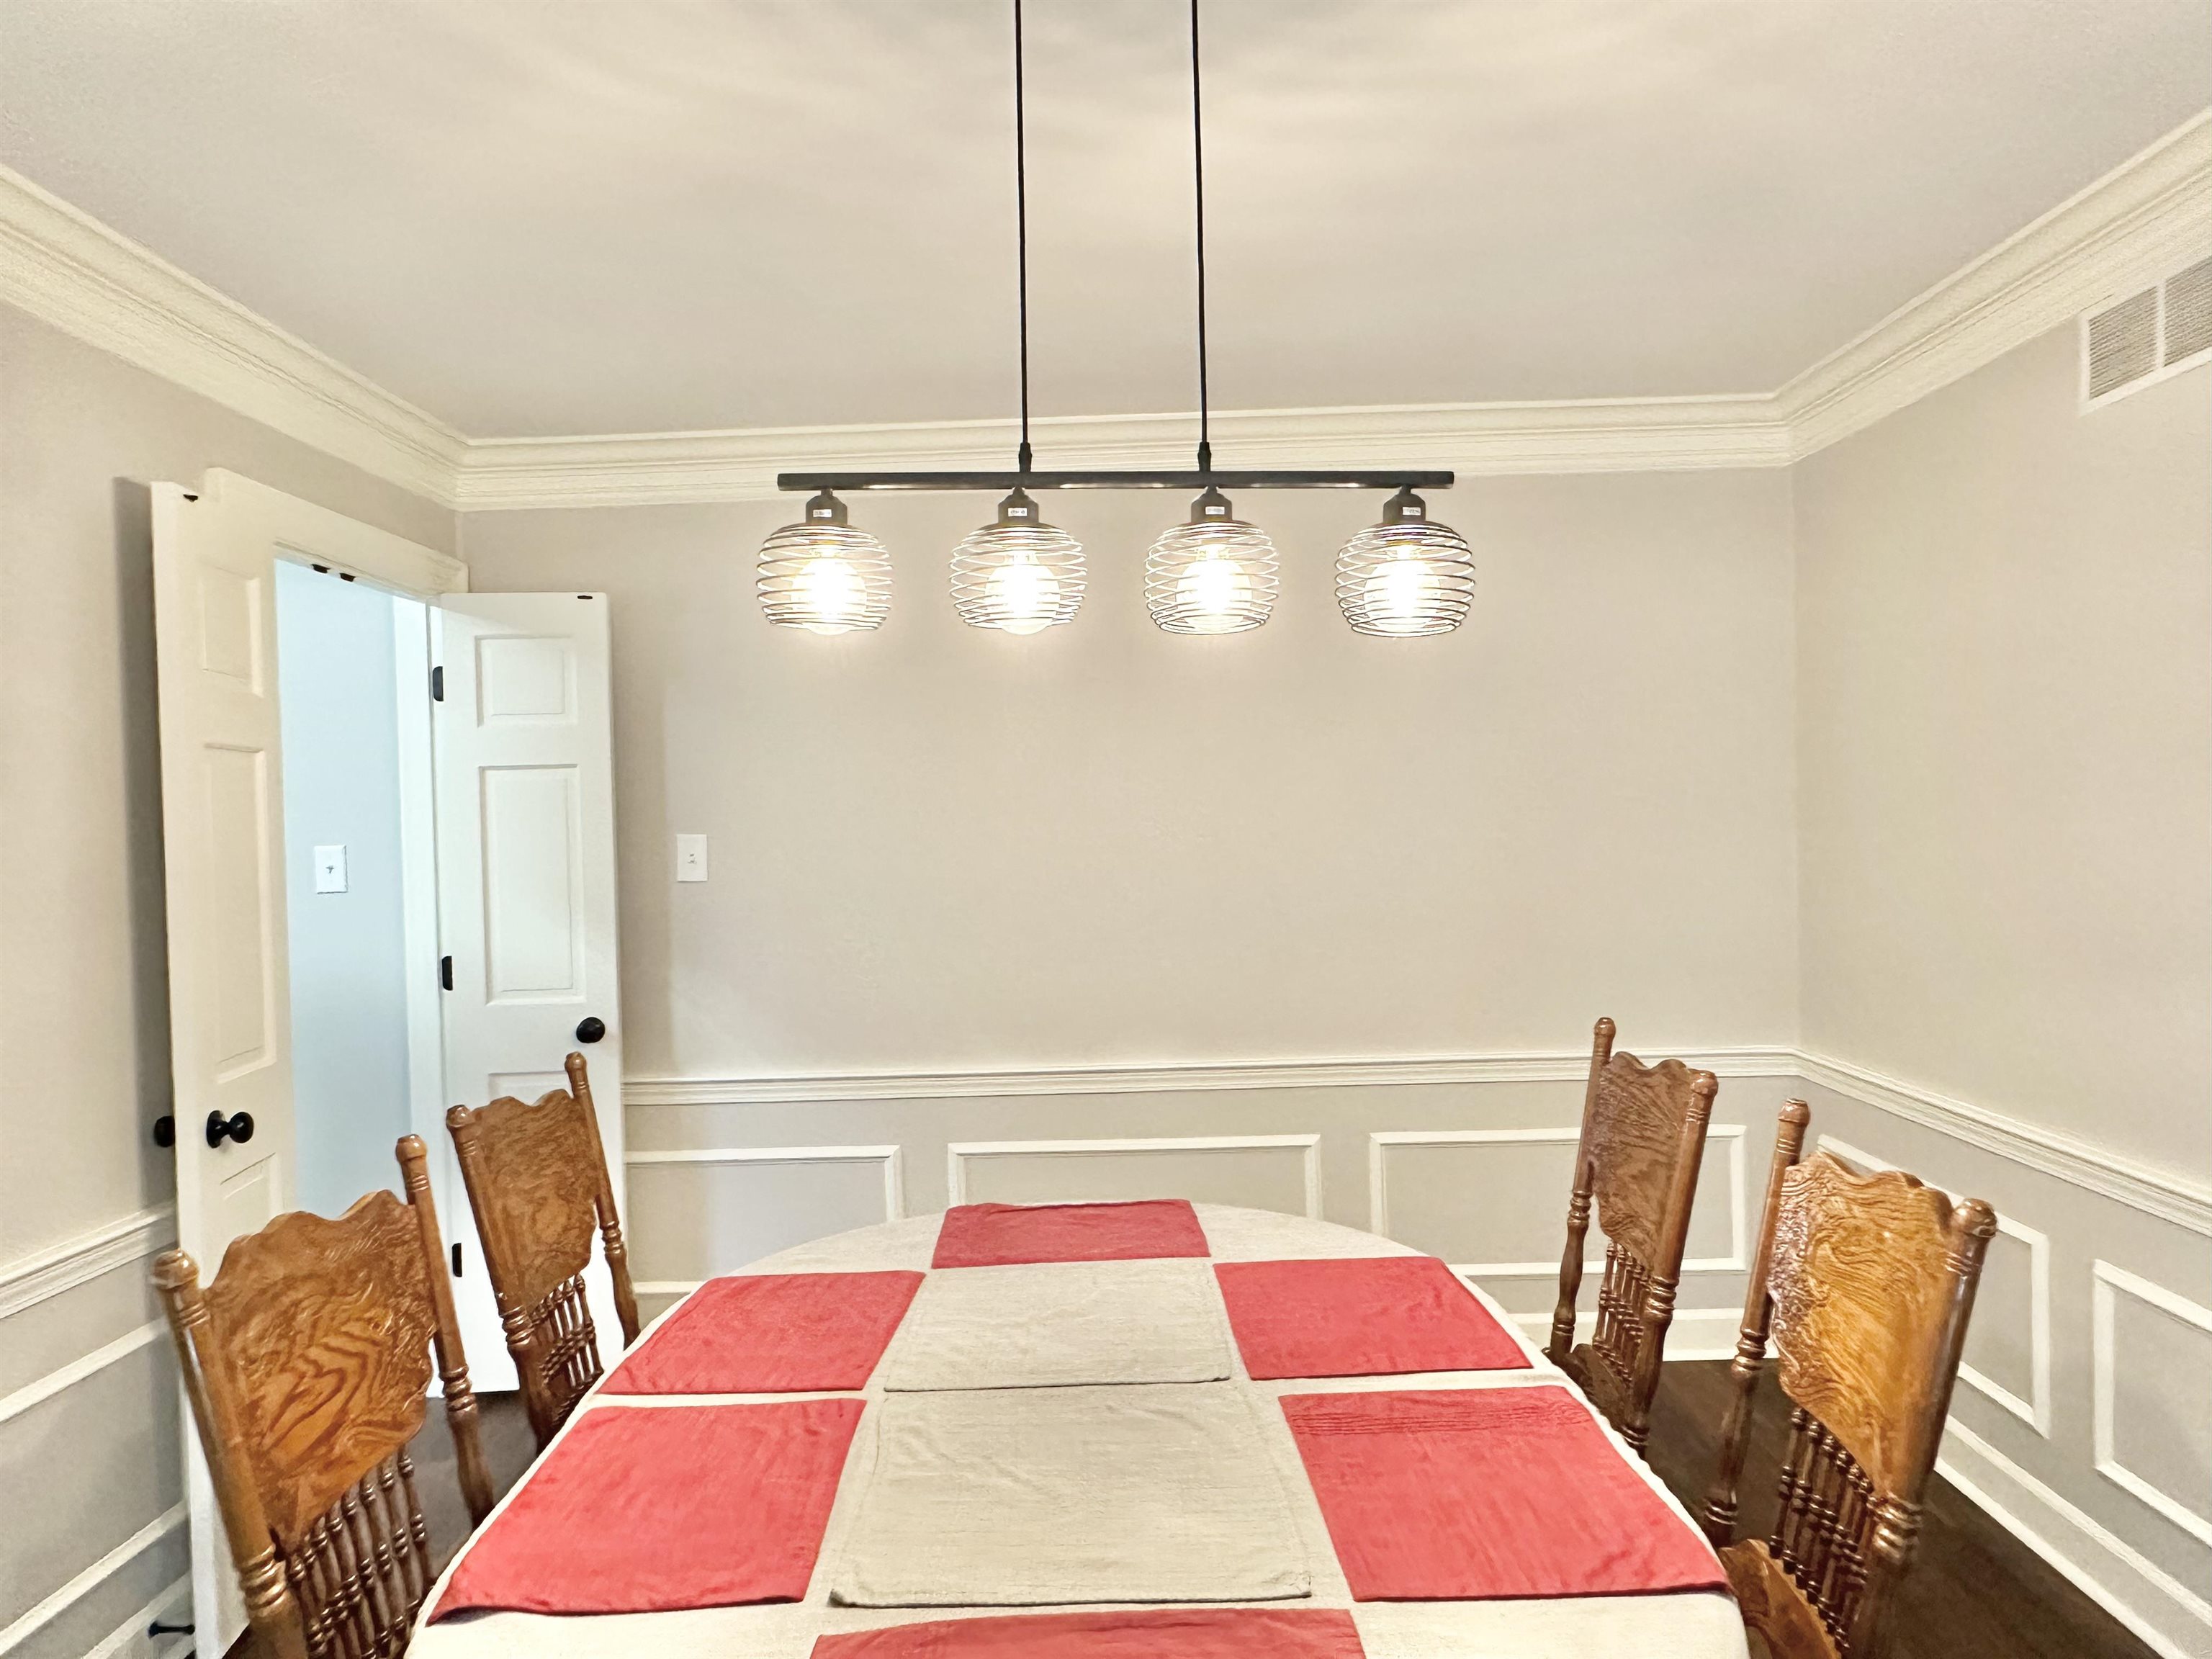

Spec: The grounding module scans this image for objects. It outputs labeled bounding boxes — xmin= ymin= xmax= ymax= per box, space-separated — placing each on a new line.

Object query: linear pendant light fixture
xmin=757 ymin=0 xmax=1473 ymax=638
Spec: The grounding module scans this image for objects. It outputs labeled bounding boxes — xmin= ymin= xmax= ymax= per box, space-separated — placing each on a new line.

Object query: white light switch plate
xmin=675 ymin=833 xmax=709 ymax=882
xmin=313 ymin=845 xmax=348 ymax=893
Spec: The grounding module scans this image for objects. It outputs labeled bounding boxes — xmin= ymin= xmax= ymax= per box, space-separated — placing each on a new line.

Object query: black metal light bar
xmin=778 ymin=469 xmax=1455 ymax=493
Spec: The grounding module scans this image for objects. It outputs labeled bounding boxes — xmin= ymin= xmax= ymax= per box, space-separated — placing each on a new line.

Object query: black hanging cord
xmin=1188 ymin=0 xmax=1212 ymax=475
xmin=1013 ymin=0 xmax=1033 ymax=475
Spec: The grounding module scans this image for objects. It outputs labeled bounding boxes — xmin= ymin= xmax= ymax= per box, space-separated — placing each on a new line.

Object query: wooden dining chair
xmin=448 ymin=1051 xmax=640 ymax=1448
xmin=152 ymin=1137 xmax=494 ymax=1659
xmin=1699 ymin=1106 xmax=1996 ymax=1659
xmin=1545 ymin=1016 xmax=1719 ymax=1452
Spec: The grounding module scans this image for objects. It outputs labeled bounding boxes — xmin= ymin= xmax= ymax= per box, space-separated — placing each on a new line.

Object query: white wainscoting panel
xmin=946 ymin=1136 xmax=1324 ymax=1218
xmin=2093 ymin=1261 xmax=2212 ymax=1551
xmin=624 ymin=1145 xmax=903 ymax=1295
xmin=1369 ymin=1125 xmax=1746 ymax=1276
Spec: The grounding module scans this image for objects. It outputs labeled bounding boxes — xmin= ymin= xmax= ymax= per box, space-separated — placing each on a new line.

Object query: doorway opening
xmin=272 ymin=559 xmax=441 ymax=1218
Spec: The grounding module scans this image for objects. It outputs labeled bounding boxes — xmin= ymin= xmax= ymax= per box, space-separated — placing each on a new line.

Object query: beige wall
xmin=460 ymin=471 xmax=1800 ymax=1079
xmin=1794 ymin=328 xmax=2212 ymax=1647
xmin=1796 ymin=326 xmax=2212 ymax=1180
xmin=0 ymin=304 xmax=454 ymax=1657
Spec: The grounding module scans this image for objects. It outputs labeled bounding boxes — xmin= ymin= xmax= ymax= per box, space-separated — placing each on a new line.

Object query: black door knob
xmin=205 ymin=1110 xmax=255 ymax=1148
xmin=575 ymin=1016 xmax=606 ymax=1044
xmin=151 ymin=1115 xmax=176 ymax=1148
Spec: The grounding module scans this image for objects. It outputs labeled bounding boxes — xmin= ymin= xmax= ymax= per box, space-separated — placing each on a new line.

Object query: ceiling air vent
xmin=2082 ymin=255 xmax=2212 ymax=410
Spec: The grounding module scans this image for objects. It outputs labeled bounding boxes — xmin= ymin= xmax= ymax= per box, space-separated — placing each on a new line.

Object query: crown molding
xmin=0 ymin=164 xmax=466 ymax=505
xmin=6 ymin=114 xmax=2206 ymax=512
xmin=449 ymin=395 xmax=1792 ymax=511
xmin=1780 ymin=110 xmax=2212 ymax=459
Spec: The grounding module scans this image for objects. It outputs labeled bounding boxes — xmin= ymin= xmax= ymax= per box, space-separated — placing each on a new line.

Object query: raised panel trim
xmin=0 ymin=1204 xmax=174 ymax=1320
xmin=2091 ymin=1260 xmax=2212 ymax=1548
xmin=1818 ymin=1134 xmax=2052 ymax=1437
xmin=946 ymin=1135 xmax=1324 ymax=1218
xmin=0 ymin=1320 xmax=163 ymax=1427
xmin=624 ymin=1144 xmax=904 ymax=1296
xmin=627 ymin=1043 xmax=2208 ymax=1233
xmin=1369 ymin=1125 xmax=1747 ymax=1275
xmin=0 ymin=1503 xmax=187 ymax=1657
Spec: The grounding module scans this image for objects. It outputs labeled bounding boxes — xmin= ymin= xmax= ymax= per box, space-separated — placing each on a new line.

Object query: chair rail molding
xmin=623 ymin=1047 xmax=1797 ymax=1107
xmin=0 ymin=1202 xmax=175 ymax=1321
xmin=1795 ymin=1049 xmax=2212 ymax=1236
xmin=6 ymin=111 xmax=2203 ymax=509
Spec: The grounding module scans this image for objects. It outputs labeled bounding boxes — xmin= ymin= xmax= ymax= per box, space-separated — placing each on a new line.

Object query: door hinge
xmin=451 ymin=1242 xmax=464 ymax=1277
xmin=430 ymin=665 xmax=444 ymax=702
xmin=439 ymin=955 xmax=453 ymax=991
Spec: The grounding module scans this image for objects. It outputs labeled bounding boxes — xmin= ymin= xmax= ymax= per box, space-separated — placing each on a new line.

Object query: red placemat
xmin=1214 ymin=1256 xmax=1529 ymax=1378
xmin=812 ymin=1609 xmax=1364 ymax=1658
xmin=603 ymin=1272 xmax=924 ymax=1393
xmin=932 ymin=1200 xmax=1210 ymax=1267
xmin=433 ymin=1401 xmax=863 ymax=1617
xmin=1282 ymin=1387 xmax=1727 ymax=1601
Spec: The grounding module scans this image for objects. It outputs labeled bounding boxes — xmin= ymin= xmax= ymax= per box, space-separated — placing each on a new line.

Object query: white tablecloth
xmin=410 ymin=1204 xmax=1748 ymax=1659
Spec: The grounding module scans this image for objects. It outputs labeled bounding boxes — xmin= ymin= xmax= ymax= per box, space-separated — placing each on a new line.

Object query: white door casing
xmin=152 ymin=471 xmax=464 ymax=1652
xmin=433 ymin=593 xmax=624 ymax=1390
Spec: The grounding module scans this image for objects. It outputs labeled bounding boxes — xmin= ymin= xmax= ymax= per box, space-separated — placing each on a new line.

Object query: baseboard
xmin=1937 ymin=1419 xmax=2212 ymax=1659
xmin=81 ymin=1577 xmax=192 ymax=1659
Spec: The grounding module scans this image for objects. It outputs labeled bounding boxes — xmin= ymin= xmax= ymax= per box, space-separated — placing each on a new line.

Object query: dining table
xmin=410 ymin=1200 xmax=1750 ymax=1659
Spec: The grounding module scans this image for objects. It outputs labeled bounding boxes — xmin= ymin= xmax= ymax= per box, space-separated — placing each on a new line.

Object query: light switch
xmin=313 ymin=845 xmax=349 ymax=893
xmin=675 ymin=834 xmax=709 ymax=883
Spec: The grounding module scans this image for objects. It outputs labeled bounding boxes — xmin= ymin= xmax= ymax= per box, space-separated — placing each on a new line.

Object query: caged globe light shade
xmin=1145 ymin=487 xmax=1280 ymax=635
xmin=757 ymin=490 xmax=893 ymax=634
xmin=950 ymin=488 xmax=1086 ymax=634
xmin=1335 ymin=487 xmax=1475 ymax=637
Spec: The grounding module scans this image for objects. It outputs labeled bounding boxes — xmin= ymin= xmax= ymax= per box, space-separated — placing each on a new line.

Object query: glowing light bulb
xmin=984 ymin=554 xmax=1058 ymax=635
xmin=1176 ymin=554 xmax=1251 ymax=633
xmin=1362 ymin=556 xmax=1439 ymax=634
xmin=757 ymin=493 xmax=891 ymax=634
xmin=1334 ymin=489 xmax=1475 ymax=638
xmin=798 ymin=556 xmax=867 ymax=635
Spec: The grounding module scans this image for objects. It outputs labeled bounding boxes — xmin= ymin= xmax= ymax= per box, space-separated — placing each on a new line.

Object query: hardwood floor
xmin=407 ymin=1389 xmax=539 ymax=1572
xmin=1645 ymin=1362 xmax=2156 ymax=1659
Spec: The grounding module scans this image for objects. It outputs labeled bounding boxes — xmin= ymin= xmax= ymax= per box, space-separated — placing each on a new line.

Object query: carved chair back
xmin=447 ymin=1051 xmax=639 ymax=1447
xmin=1545 ymin=1016 xmax=1719 ymax=1450
xmin=1700 ymin=1118 xmax=1996 ymax=1659
xmin=152 ymin=1138 xmax=493 ymax=1659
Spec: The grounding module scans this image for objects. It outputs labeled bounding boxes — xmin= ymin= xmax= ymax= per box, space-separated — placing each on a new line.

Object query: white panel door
xmin=433 ymin=593 xmax=624 ymax=1388
xmin=150 ymin=482 xmax=296 ymax=1653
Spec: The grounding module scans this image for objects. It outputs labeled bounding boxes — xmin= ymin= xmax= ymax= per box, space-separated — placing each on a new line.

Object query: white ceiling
xmin=2 ymin=1 xmax=2206 ymax=438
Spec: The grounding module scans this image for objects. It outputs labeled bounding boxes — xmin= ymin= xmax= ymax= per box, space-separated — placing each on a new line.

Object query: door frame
xmin=158 ymin=468 xmax=464 ymax=1651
